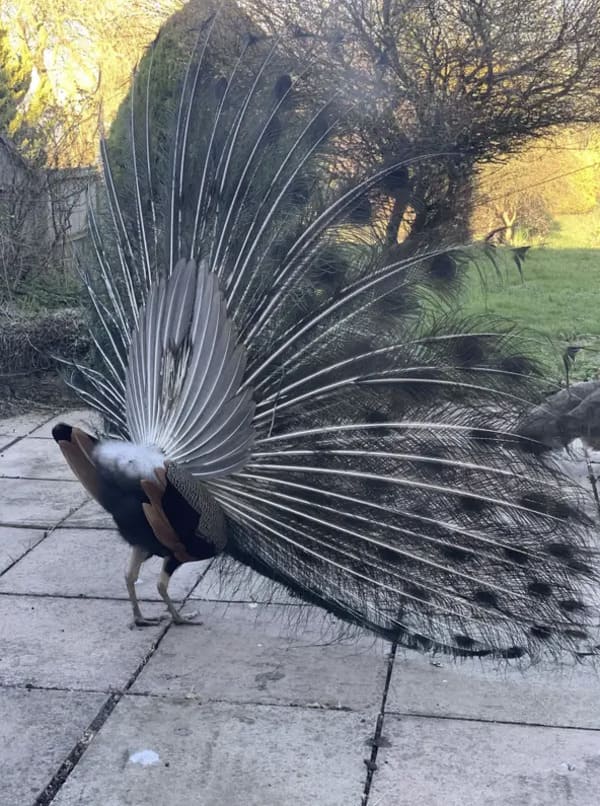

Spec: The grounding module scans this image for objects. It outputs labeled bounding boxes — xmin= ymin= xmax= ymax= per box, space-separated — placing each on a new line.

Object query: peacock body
xmin=52 ymin=7 xmax=600 ymax=659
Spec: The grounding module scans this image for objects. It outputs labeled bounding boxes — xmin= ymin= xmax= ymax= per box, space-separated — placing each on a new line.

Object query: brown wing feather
xmin=141 ymin=473 xmax=195 ymax=563
xmin=57 ymin=427 xmax=102 ymax=502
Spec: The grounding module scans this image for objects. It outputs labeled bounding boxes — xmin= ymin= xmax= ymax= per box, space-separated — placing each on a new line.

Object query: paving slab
xmin=30 ymin=408 xmax=102 ymax=438
xmin=0 ymin=595 xmax=165 ymax=691
xmin=61 ymin=498 xmax=115 ymax=529
xmin=0 ymin=527 xmax=207 ymax=602
xmin=190 ymin=561 xmax=298 ymax=604
xmin=0 ymin=687 xmax=106 ymax=806
xmin=0 ymin=477 xmax=89 ymax=527
xmin=0 ymin=524 xmax=46 ymax=573
xmin=370 ymin=714 xmax=600 ymax=806
xmin=52 ymin=697 xmax=372 ymax=806
xmin=0 ymin=436 xmax=80 ymax=480
xmin=0 ymin=411 xmax=54 ymax=446
xmin=387 ymin=650 xmax=600 ymax=730
xmin=132 ymin=600 xmax=388 ymax=710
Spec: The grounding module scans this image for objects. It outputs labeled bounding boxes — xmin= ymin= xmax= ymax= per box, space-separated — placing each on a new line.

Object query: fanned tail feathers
xmin=72 ymin=6 xmax=600 ymax=660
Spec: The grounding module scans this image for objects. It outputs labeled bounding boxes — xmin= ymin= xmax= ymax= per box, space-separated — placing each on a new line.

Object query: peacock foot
xmin=130 ymin=614 xmax=168 ymax=628
xmin=170 ymin=609 xmax=203 ymax=626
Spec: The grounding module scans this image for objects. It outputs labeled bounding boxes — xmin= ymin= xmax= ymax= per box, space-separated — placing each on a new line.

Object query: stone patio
xmin=2 ymin=409 xmax=600 ymax=805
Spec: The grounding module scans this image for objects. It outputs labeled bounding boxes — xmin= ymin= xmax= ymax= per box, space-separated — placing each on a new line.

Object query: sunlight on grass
xmin=548 ymin=210 xmax=600 ymax=250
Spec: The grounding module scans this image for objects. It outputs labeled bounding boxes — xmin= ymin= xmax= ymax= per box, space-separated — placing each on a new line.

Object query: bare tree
xmin=243 ymin=0 xmax=600 ymax=245
xmin=0 ymin=137 xmax=93 ymax=306
xmin=473 ymin=128 xmax=600 ymax=243
xmin=0 ymin=1 xmax=184 ymax=306
xmin=1 ymin=0 xmax=183 ymax=166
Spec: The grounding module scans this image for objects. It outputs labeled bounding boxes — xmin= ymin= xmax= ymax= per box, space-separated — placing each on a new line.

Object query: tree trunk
xmin=385 ymin=193 xmax=409 ymax=246
xmin=501 ymin=210 xmax=517 ymax=244
xmin=402 ymin=171 xmax=475 ymax=252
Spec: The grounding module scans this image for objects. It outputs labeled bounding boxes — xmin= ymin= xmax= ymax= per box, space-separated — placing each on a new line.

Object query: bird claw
xmin=171 ymin=609 xmax=202 ymax=626
xmin=130 ymin=614 xmax=168 ymax=628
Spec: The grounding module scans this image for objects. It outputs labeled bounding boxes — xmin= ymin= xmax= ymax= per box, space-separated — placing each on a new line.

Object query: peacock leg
xmin=157 ymin=556 xmax=201 ymax=625
xmin=126 ymin=545 xmax=163 ymax=627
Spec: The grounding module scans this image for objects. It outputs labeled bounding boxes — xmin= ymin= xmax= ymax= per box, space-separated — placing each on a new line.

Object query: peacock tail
xmin=68 ymin=7 xmax=600 ymax=660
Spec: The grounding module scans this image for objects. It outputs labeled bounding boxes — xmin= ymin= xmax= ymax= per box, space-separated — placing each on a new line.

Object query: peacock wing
xmin=125 ymin=256 xmax=255 ymax=478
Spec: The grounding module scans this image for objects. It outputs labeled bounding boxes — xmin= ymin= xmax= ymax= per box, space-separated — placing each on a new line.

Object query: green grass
xmin=461 ymin=247 xmax=600 ymax=382
xmin=4 ymin=234 xmax=600 ymax=385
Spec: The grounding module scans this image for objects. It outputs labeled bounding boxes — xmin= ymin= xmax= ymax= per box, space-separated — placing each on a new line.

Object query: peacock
xmin=52 ymin=8 xmax=600 ymax=660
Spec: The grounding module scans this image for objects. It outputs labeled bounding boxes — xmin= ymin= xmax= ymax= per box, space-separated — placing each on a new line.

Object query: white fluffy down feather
xmin=93 ymin=440 xmax=165 ymax=481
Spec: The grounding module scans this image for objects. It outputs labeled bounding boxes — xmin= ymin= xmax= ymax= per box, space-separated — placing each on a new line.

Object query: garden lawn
xmin=460 ymin=247 xmax=600 ymax=381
